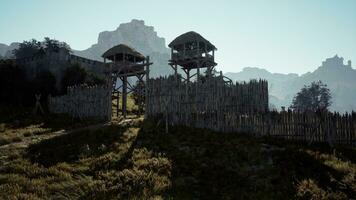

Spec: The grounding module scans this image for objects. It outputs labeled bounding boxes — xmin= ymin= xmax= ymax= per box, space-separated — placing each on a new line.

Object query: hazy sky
xmin=1 ymin=0 xmax=355 ymax=74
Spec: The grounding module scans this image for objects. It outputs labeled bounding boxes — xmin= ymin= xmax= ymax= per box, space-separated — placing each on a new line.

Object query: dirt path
xmin=0 ymin=122 xmax=112 ymax=150
xmin=0 ymin=116 xmax=142 ymax=151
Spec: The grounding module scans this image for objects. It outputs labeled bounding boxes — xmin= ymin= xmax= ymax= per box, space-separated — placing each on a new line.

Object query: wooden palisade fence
xmin=223 ymin=111 xmax=356 ymax=147
xmin=146 ymin=75 xmax=356 ymax=147
xmin=48 ymin=85 xmax=112 ymax=121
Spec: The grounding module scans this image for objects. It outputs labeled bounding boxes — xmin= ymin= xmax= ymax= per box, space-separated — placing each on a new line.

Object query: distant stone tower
xmin=168 ymin=31 xmax=217 ymax=82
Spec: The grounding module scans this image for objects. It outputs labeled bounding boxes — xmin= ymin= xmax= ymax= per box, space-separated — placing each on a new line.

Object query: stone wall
xmin=48 ymin=85 xmax=112 ymax=121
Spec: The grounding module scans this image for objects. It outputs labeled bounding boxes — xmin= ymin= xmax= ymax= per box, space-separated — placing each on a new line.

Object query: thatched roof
xmin=102 ymin=44 xmax=145 ymax=60
xmin=168 ymin=31 xmax=217 ymax=51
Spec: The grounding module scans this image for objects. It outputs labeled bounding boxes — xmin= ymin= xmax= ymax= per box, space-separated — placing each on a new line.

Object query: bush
xmin=61 ymin=63 xmax=105 ymax=94
xmin=0 ymin=61 xmax=58 ymax=107
xmin=61 ymin=63 xmax=87 ymax=93
xmin=0 ymin=61 xmax=32 ymax=106
xmin=31 ymin=70 xmax=58 ymax=108
xmin=32 ymin=70 xmax=57 ymax=95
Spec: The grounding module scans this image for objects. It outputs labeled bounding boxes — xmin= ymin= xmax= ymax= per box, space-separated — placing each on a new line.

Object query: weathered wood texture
xmin=48 ymin=85 xmax=112 ymax=121
xmin=146 ymin=75 xmax=356 ymax=147
xmin=221 ymin=111 xmax=355 ymax=147
xmin=146 ymin=74 xmax=268 ymax=124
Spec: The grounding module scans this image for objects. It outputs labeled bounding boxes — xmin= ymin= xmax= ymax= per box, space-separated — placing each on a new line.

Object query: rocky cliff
xmin=225 ymin=55 xmax=356 ymax=112
xmin=0 ymin=43 xmax=20 ymax=58
xmin=73 ymin=19 xmax=172 ymax=77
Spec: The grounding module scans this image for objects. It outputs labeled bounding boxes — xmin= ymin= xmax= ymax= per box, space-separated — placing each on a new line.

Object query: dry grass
xmin=0 ymin=120 xmax=172 ymax=199
xmin=0 ymin=123 xmax=51 ymax=146
xmin=0 ymin=117 xmax=355 ymax=199
xmin=0 ymin=108 xmax=103 ymax=149
xmin=111 ymin=94 xmax=143 ymax=120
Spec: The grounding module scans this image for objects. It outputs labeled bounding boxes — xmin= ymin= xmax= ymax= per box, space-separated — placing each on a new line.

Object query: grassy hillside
xmin=0 ymin=116 xmax=355 ymax=199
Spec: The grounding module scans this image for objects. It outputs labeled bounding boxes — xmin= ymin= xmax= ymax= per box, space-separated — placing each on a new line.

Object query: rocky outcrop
xmin=0 ymin=42 xmax=19 ymax=58
xmin=73 ymin=19 xmax=172 ymax=77
xmin=0 ymin=44 xmax=8 ymax=56
xmin=225 ymin=55 xmax=356 ymax=112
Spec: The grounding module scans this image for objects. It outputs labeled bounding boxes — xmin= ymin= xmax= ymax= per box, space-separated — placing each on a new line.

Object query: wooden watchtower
xmin=102 ymin=44 xmax=152 ymax=118
xmin=168 ymin=31 xmax=217 ymax=82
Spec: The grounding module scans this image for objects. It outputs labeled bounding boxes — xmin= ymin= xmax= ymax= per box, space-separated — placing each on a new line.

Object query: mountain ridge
xmin=73 ymin=19 xmax=172 ymax=77
xmin=1 ymin=21 xmax=355 ymax=112
xmin=225 ymin=55 xmax=356 ymax=112
xmin=0 ymin=42 xmax=20 ymax=58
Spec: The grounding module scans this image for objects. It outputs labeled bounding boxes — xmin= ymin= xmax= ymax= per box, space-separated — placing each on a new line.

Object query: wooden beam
xmin=117 ymin=70 xmax=146 ymax=77
xmin=189 ymin=73 xmax=197 ymax=79
xmin=145 ymin=56 xmax=150 ymax=118
xmin=122 ymin=75 xmax=128 ymax=118
xmin=127 ymin=80 xmax=134 ymax=91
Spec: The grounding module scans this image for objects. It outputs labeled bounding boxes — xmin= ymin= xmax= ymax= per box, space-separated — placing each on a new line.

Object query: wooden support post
xmin=122 ymin=75 xmax=127 ymax=118
xmin=146 ymin=56 xmax=150 ymax=81
xmin=113 ymin=55 xmax=117 ymax=118
xmin=197 ymin=42 xmax=200 ymax=81
xmin=116 ymin=87 xmax=119 ymax=117
xmin=171 ymin=47 xmax=173 ymax=60
xmin=145 ymin=56 xmax=150 ymax=118
xmin=186 ymin=69 xmax=190 ymax=101
xmin=195 ymin=61 xmax=200 ymax=125
xmin=186 ymin=69 xmax=190 ymax=83
xmin=197 ymin=67 xmax=200 ymax=81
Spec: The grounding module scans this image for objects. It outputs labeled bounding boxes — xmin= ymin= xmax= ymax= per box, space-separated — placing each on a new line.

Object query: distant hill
xmin=0 ymin=43 xmax=19 ymax=58
xmin=2 ymin=21 xmax=355 ymax=112
xmin=73 ymin=19 xmax=172 ymax=77
xmin=225 ymin=55 xmax=356 ymax=112
xmin=1 ymin=20 xmax=173 ymax=77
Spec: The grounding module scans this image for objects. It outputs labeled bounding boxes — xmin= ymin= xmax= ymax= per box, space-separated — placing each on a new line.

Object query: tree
xmin=290 ymin=81 xmax=332 ymax=112
xmin=32 ymin=70 xmax=57 ymax=96
xmin=13 ymin=39 xmax=42 ymax=59
xmin=0 ymin=60 xmax=32 ymax=105
xmin=61 ymin=63 xmax=87 ymax=93
xmin=60 ymin=63 xmax=105 ymax=93
xmin=0 ymin=59 xmax=59 ymax=106
xmin=43 ymin=37 xmax=60 ymax=52
xmin=86 ymin=73 xmax=106 ymax=86
xmin=43 ymin=37 xmax=71 ymax=53
xmin=13 ymin=37 xmax=71 ymax=59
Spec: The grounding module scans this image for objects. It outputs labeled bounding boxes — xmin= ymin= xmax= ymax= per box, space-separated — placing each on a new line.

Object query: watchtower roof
xmin=102 ymin=44 xmax=145 ymax=61
xmin=168 ymin=31 xmax=217 ymax=51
